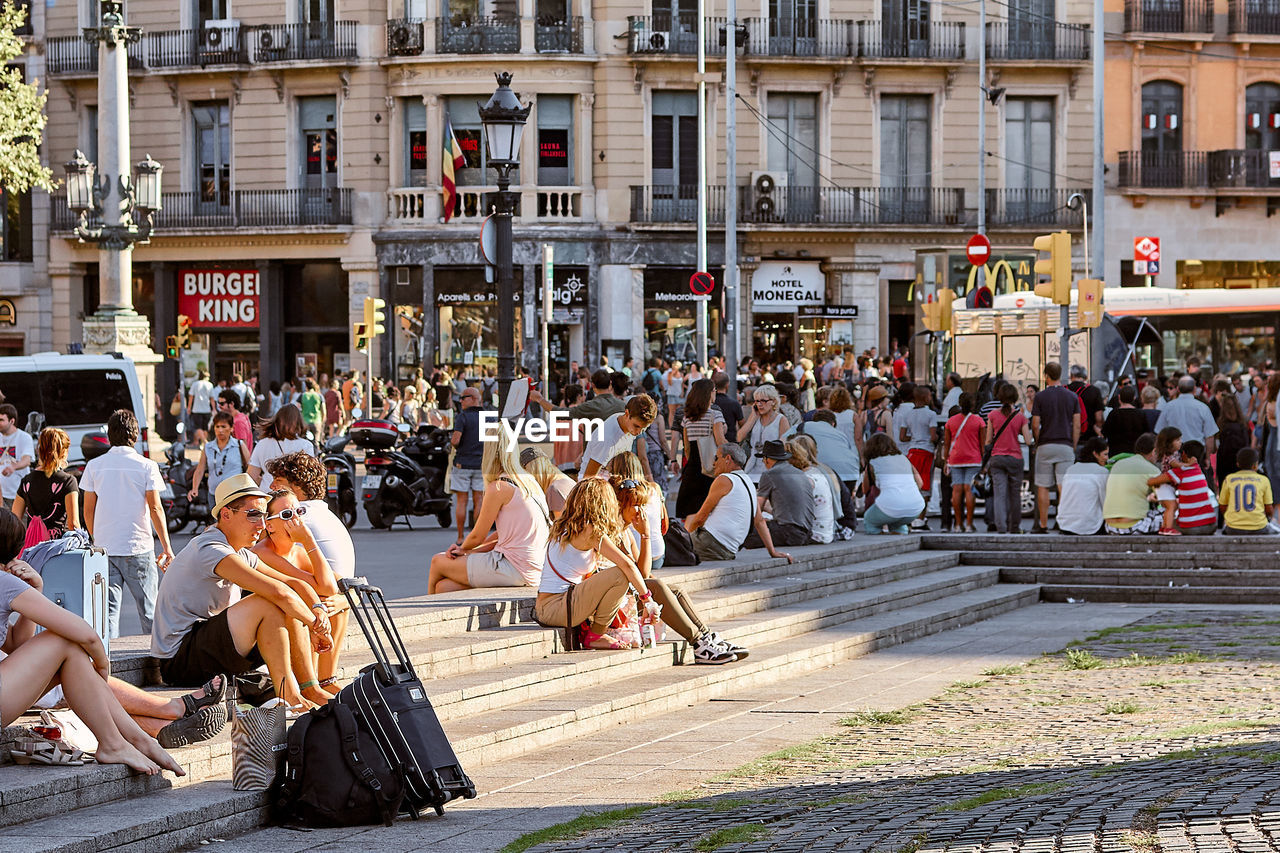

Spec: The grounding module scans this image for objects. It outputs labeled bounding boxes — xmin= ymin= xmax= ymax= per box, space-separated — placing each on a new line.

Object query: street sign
xmin=479 ymin=215 xmax=497 ymax=265
xmin=689 ymin=270 xmax=715 ymax=296
xmin=1133 ymin=236 xmax=1160 ymax=275
xmin=965 ymin=234 xmax=992 ymax=267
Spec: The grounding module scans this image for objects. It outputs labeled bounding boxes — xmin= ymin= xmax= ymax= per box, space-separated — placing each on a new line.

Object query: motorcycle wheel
xmin=435 ymin=510 xmax=452 ymax=529
xmin=339 ymin=488 xmax=358 ymax=529
xmin=365 ymin=500 xmax=392 ymax=529
xmin=166 ymin=508 xmax=189 ymax=534
xmin=1020 ymin=479 xmax=1036 ymax=517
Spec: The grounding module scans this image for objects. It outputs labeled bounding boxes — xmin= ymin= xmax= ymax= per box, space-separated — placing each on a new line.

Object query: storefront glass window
xmin=403 ymin=98 xmax=427 ymax=187
xmin=284 ymin=262 xmax=347 ymax=327
xmin=643 ymin=268 xmax=721 ymax=364
xmin=393 ymin=266 xmax=426 ymax=382
xmin=435 ymin=267 xmax=522 ymax=372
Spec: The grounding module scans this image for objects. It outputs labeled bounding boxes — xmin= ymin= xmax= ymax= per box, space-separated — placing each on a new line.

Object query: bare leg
xmin=1037 ymin=485 xmax=1050 ymax=528
xmin=453 ymin=490 xmax=467 ymax=543
xmin=965 ymin=486 xmax=975 ymax=527
xmin=110 ymin=677 xmax=185 ymax=722
xmin=226 ymin=596 xmax=307 ymax=708
xmin=1 ymin=633 xmax=166 ymax=775
xmin=428 ymin=552 xmax=472 ymax=595
xmin=317 ymin=610 xmax=348 ymax=693
xmin=284 ymin=617 xmax=330 ymax=706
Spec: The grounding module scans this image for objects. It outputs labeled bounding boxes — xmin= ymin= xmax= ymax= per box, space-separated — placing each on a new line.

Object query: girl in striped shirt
xmin=1148 ymin=440 xmax=1217 ymax=535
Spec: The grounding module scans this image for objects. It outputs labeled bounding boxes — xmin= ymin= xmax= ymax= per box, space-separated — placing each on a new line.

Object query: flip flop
xmin=157 ymin=702 xmax=229 ymax=749
xmin=180 ymin=674 xmax=230 ymax=719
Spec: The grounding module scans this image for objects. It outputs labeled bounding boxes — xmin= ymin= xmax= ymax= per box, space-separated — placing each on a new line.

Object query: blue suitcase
xmin=40 ymin=547 xmax=110 ymax=655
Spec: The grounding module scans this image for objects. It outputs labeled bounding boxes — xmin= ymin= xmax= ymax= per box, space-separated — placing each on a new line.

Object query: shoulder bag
xmin=975 ymin=411 xmax=1019 ymax=494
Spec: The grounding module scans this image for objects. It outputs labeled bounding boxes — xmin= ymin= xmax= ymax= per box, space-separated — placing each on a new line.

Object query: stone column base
xmin=83 ymin=312 xmax=163 ymax=450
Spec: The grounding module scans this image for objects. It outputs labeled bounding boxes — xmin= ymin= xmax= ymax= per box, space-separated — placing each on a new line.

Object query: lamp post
xmin=66 ymin=1 xmax=164 ymax=430
xmin=478 ymin=72 xmax=530 ymax=415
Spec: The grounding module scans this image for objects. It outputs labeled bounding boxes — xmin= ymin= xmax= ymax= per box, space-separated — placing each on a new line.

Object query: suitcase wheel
xmin=434 ymin=805 xmax=444 ymax=817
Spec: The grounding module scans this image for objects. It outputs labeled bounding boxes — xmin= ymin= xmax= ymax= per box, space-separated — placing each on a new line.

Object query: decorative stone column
xmin=823 ymin=258 xmax=882 ymax=355
xmin=739 ymin=260 xmax=758 ymax=367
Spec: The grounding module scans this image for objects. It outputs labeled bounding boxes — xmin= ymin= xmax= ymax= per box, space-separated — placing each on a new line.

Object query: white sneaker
xmin=706 ymin=631 xmax=749 ymax=661
xmin=693 ymin=637 xmax=737 ymax=665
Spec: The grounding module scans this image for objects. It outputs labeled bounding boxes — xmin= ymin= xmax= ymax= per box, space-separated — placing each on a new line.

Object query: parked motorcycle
xmin=322 ymin=433 xmax=358 ymax=529
xmin=350 ymin=417 xmax=452 ymax=530
xmin=68 ymin=427 xmax=110 ymax=480
xmin=160 ymin=423 xmax=197 ymax=534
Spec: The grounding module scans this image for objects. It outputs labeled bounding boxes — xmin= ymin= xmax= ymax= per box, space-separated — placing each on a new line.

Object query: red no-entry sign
xmin=689 ymin=271 xmax=715 ymax=295
xmin=966 ymin=234 xmax=992 ymax=267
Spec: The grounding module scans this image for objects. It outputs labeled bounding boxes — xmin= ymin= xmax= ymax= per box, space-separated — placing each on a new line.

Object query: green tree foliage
xmin=0 ymin=1 xmax=54 ymax=194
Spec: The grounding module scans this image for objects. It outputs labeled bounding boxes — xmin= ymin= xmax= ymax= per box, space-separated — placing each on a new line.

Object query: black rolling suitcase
xmin=335 ymin=578 xmax=477 ymax=817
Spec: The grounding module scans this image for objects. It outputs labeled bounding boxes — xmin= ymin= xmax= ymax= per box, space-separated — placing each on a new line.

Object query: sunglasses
xmin=229 ymin=508 xmax=268 ymax=521
xmin=267 ymin=506 xmax=308 ymax=521
xmin=617 ymin=479 xmax=641 ymax=490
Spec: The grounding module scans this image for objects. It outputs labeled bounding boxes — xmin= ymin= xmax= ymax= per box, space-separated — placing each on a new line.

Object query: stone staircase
xmin=922 ymin=534 xmax=1280 ymax=604
xmin=0 ymin=537 xmax=1038 ymax=852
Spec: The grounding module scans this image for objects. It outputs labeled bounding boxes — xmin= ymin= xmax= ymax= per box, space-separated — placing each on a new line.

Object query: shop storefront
xmin=643 ymin=267 xmax=722 ymax=365
xmin=536 ymin=264 xmax=587 ymax=400
xmin=797 ymin=304 xmax=859 ymax=363
xmin=434 ymin=266 xmax=523 ymax=373
xmin=750 ymin=260 xmax=824 ymax=365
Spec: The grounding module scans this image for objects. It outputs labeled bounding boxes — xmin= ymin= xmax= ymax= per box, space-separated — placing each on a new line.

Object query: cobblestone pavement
xmin=521 ymin=610 xmax=1280 ymax=853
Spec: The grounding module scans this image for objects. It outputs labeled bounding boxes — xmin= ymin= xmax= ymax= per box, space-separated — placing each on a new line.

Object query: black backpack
xmin=662 ymin=519 xmax=701 ymax=566
xmin=274 ymin=701 xmax=406 ymax=828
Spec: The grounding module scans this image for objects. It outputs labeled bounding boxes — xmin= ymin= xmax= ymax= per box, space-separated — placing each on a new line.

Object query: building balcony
xmin=1228 ymin=0 xmax=1280 ymax=35
xmin=630 ymin=184 xmax=966 ymax=227
xmin=436 ymin=16 xmax=520 ymax=54
xmin=1123 ymin=0 xmax=1213 ymax=34
xmin=1207 ymin=150 xmax=1280 ymax=189
xmin=47 ymin=35 xmax=143 ymax=74
xmin=146 ymin=25 xmax=249 ymax=68
xmin=387 ymin=187 xmax=584 ymax=224
xmin=985 ymin=21 xmax=1090 ymax=60
xmin=739 ymin=18 xmax=856 ymax=58
xmin=1118 ymin=151 xmax=1209 ymax=188
xmin=626 ymin=15 xmax=710 ymax=55
xmin=251 ymin=21 xmax=358 ymax=62
xmin=984 ymin=188 xmax=1088 ymax=227
xmin=51 ymin=188 xmax=353 ymax=231
xmin=535 ymin=16 xmax=584 ymax=53
xmin=856 ymin=21 xmax=966 ymax=61
xmin=387 ymin=18 xmax=428 ymax=55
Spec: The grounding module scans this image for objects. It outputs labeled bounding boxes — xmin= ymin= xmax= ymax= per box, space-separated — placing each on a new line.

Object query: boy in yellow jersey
xmin=1219 ymin=447 xmax=1273 ymax=535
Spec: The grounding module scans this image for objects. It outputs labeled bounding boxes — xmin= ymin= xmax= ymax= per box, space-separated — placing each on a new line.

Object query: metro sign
xmin=1133 ymin=236 xmax=1160 ymax=275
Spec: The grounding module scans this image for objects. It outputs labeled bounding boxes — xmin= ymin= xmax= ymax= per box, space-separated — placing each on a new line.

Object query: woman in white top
xmin=789 ymin=439 xmax=836 ymax=544
xmin=429 ymin=421 xmax=550 ymax=594
xmin=534 ymin=478 xmax=655 ymax=650
xmin=828 ymin=386 xmax=862 ymax=455
xmin=420 ymin=387 xmax=452 ymax=429
xmin=605 ymin=451 xmax=668 ymax=566
xmin=188 ymin=410 xmax=249 ymax=503
xmin=737 ymin=384 xmax=790 ymax=483
xmin=861 ymin=434 xmax=926 ymax=534
xmin=521 ymin=448 xmax=576 ymax=519
xmin=1056 ymin=437 xmax=1110 ymax=536
xmin=247 ymin=405 xmax=315 ymax=491
xmin=675 ymin=378 xmax=727 ymax=516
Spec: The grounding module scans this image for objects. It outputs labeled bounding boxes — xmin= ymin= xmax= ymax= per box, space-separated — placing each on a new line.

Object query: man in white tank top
xmin=685 ymin=443 xmax=794 ymax=564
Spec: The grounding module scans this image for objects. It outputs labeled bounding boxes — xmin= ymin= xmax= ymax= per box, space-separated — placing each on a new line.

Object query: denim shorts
xmin=950 ymin=465 xmax=980 ymax=486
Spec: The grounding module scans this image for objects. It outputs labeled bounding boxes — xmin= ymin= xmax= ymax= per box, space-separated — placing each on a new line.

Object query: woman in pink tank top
xmin=428 ymin=422 xmax=550 ymax=594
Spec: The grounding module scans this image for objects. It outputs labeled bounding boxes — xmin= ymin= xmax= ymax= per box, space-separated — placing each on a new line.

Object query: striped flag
xmin=442 ymin=116 xmax=466 ymax=223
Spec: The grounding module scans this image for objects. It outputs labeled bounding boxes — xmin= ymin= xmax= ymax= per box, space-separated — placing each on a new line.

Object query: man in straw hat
xmin=150 ymin=473 xmax=335 ymax=709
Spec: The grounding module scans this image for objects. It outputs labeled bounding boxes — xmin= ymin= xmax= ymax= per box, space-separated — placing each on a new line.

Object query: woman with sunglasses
xmin=247 ymin=405 xmax=315 ymax=491
xmin=736 ymin=385 xmax=790 ymax=484
xmin=610 ymin=476 xmax=744 ymax=664
xmin=251 ymin=489 xmax=344 ymax=697
xmin=428 ymin=421 xmax=550 ymax=594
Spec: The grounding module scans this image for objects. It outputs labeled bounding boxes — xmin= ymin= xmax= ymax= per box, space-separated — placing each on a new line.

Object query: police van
xmin=0 ymin=353 xmax=149 ymax=467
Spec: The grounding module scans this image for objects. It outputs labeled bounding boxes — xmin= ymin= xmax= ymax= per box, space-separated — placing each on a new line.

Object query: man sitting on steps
xmin=150 ymin=474 xmax=335 ymax=709
xmin=685 ymin=442 xmax=794 ymax=564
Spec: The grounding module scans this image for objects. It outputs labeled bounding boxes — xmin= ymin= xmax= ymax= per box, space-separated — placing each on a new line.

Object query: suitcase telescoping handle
xmin=338 ymin=577 xmax=416 ymax=684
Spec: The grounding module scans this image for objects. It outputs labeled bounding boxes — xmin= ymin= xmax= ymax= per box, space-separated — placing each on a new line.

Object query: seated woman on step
xmin=252 ymin=488 xmax=345 ymax=697
xmin=535 ymin=478 xmax=657 ymax=650
xmin=428 ymin=420 xmax=551 ymax=594
xmin=0 ymin=509 xmax=184 ymax=775
xmin=610 ymin=475 xmax=747 ymax=665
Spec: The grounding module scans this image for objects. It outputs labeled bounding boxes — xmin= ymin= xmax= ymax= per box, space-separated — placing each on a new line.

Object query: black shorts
xmin=157 ymin=608 xmax=265 ymax=688
xmin=191 ymin=411 xmax=213 ymax=432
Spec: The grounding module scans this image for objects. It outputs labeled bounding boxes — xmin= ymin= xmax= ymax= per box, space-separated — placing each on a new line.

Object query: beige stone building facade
xmin=14 ymin=0 xmax=1094 ymax=391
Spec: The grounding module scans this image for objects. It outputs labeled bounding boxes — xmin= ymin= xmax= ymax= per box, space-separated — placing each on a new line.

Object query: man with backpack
xmin=1066 ymin=364 xmax=1106 ymax=440
xmin=1030 ymin=362 xmax=1080 ymax=534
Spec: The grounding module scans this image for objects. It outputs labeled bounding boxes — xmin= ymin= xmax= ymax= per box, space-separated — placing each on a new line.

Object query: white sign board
xmin=751 ymin=261 xmax=824 ymax=309
xmin=1045 ymin=331 xmax=1089 ymax=369
xmin=1270 ymin=151 xmax=1280 ymax=180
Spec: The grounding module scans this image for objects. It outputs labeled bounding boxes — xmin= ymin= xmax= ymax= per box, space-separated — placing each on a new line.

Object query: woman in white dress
xmin=247 ymin=405 xmax=316 ymax=491
xmin=737 ymin=384 xmax=790 ymax=483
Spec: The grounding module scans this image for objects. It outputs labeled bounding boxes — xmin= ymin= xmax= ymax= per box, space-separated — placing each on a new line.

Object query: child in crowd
xmin=1150 ymin=427 xmax=1183 ymax=535
xmin=1219 ymin=447 xmax=1274 ymax=535
xmin=1149 ymin=440 xmax=1216 ymax=536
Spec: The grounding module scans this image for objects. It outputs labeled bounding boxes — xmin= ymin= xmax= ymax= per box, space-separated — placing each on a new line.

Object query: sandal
xmin=579 ymin=625 xmax=628 ymax=650
xmin=180 ymin=674 xmax=230 ymax=719
xmin=157 ymin=703 xmax=228 ymax=749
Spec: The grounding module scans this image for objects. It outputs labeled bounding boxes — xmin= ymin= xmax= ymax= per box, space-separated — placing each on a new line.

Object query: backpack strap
xmin=331 ymin=703 xmax=398 ymax=827
xmin=277 ymin=710 xmax=313 ymax=813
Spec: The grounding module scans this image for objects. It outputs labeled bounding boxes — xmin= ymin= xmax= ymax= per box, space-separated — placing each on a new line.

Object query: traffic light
xmin=1033 ymin=231 xmax=1072 ymax=305
xmin=936 ymin=288 xmax=956 ymax=335
xmin=363 ymin=297 xmax=387 ymax=339
xmin=176 ymin=314 xmax=192 ymax=349
xmin=1076 ymin=278 xmax=1104 ymax=329
xmin=165 ymin=335 xmax=179 ymax=360
xmin=353 ymin=321 xmax=368 ymax=352
xmin=921 ymin=295 xmax=941 ymax=332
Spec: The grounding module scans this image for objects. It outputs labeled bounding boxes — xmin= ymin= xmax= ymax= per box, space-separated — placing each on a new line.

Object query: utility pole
xmin=978 ymin=0 xmax=986 ymax=236
xmin=1092 ymin=0 xmax=1105 ymax=281
xmin=695 ymin=0 xmax=709 ymax=368
xmin=723 ymin=2 xmax=739 ymax=379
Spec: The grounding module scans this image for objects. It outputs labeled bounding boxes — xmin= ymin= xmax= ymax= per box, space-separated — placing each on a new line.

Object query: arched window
xmin=1245 ymin=82 xmax=1280 ymax=151
xmin=1141 ymin=80 xmax=1183 ymax=154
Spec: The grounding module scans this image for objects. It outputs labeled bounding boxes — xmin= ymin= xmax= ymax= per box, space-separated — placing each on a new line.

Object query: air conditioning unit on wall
xmin=388 ymin=20 xmax=425 ymax=56
xmin=751 ymin=170 xmax=788 ymax=222
xmin=201 ymin=19 xmax=239 ymax=53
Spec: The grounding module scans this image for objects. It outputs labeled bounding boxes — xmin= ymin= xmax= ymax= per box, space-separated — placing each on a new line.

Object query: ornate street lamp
xmin=62 ymin=150 xmax=163 ymax=249
xmin=478 ymin=72 xmax=530 ymax=414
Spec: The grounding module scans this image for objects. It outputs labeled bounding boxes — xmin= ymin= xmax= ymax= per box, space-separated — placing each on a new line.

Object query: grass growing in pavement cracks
xmin=1165 ymin=719 xmax=1280 ymax=738
xmin=936 ymin=782 xmax=1070 ymax=812
xmin=841 ymin=709 xmax=916 ymax=726
xmin=1104 ymin=700 xmax=1144 ymax=715
xmin=1065 ymin=649 xmax=1106 ymax=670
xmin=693 ymin=824 xmax=772 ymax=852
xmin=1085 ymin=623 xmax=1207 ymax=641
xmin=497 ymin=806 xmax=655 ymax=853
xmin=981 ymin=665 xmax=1021 ymax=676
xmin=1064 ymin=649 xmax=1213 ymax=670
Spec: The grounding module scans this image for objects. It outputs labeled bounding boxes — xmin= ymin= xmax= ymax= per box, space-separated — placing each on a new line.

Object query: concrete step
xmin=108 ymin=538 xmax=924 ymax=687
xmin=401 ymin=564 xmax=1000 ymax=724
xmin=441 ymin=583 xmax=1041 ymax=768
xmin=969 ymin=551 xmax=1280 ymax=572
xmin=922 ymin=533 xmax=1280 ymax=554
xmin=1039 ymin=583 xmax=1280 ymax=604
xmin=1000 ymin=566 xmax=1280 ymax=587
